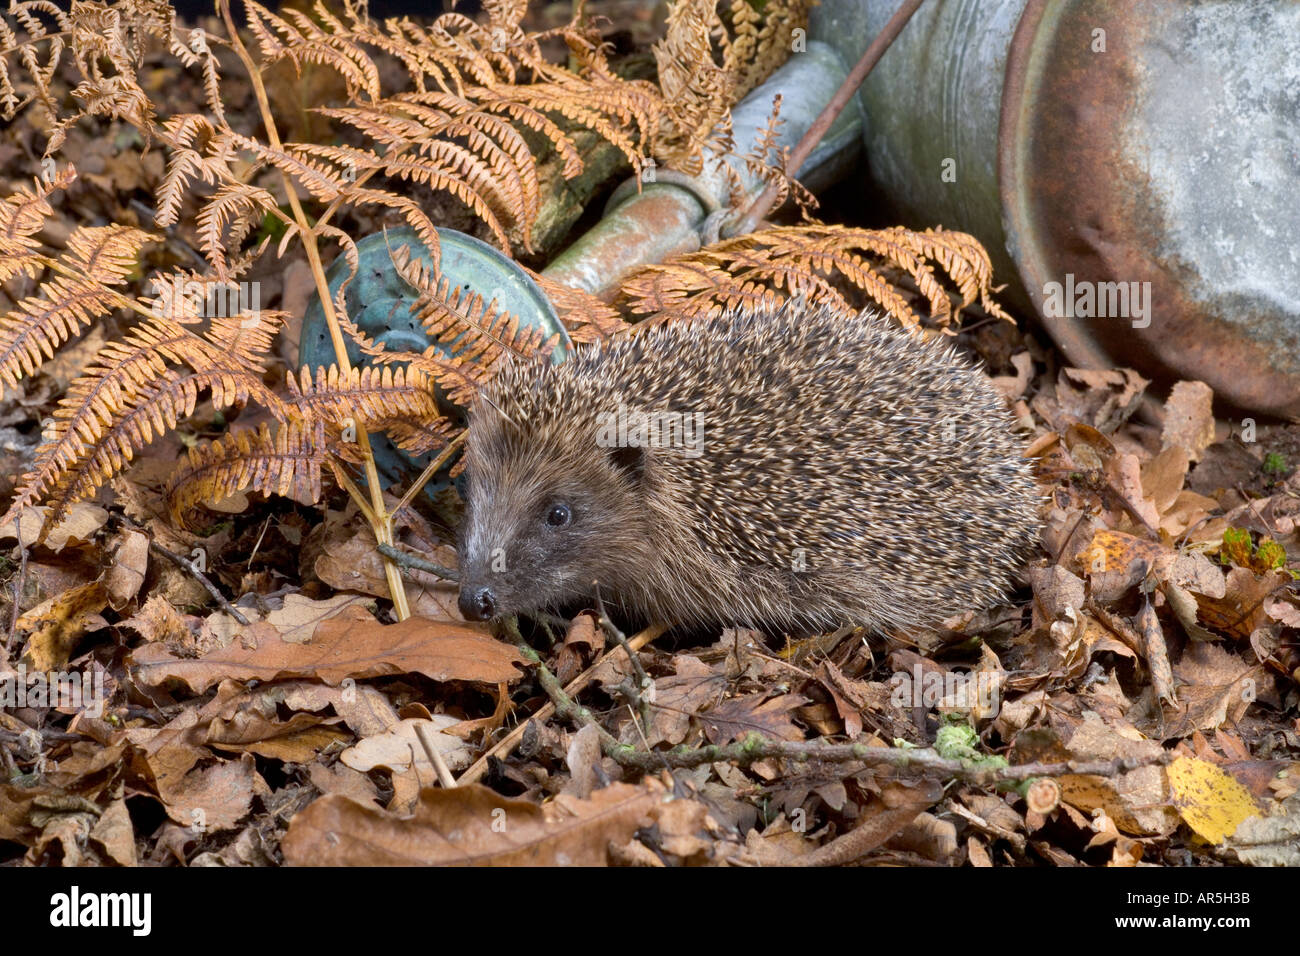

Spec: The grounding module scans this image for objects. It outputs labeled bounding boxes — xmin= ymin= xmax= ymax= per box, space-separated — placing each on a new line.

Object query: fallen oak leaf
xmin=341 ymin=716 xmax=473 ymax=776
xmin=1161 ymin=381 xmax=1216 ymax=462
xmin=131 ymin=606 xmax=526 ymax=692
xmin=281 ymin=779 xmax=668 ymax=866
xmin=1197 ymin=568 xmax=1289 ymax=641
xmin=103 ymin=528 xmax=149 ymax=610
xmin=1077 ymin=528 xmax=1165 ymax=581
xmin=206 ymin=711 xmax=352 ymax=763
xmin=157 ymin=752 xmax=271 ymax=831
xmin=0 ymin=502 xmax=109 ymax=552
xmin=701 ymin=691 xmax=808 ymax=745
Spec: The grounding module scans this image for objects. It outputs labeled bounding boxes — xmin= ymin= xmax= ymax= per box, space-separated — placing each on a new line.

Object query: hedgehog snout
xmin=458 ymin=584 xmax=498 ymax=621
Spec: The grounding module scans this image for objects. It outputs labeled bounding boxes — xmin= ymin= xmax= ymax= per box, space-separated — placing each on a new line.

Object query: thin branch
xmin=519 ymin=631 xmax=1177 ymax=787
xmin=594 ymin=584 xmax=651 ymax=731
xmin=731 ymin=0 xmax=926 ymax=235
xmin=457 ymin=622 xmax=667 ymax=785
xmin=377 ymin=542 xmax=458 ymax=581
xmin=126 ymin=521 xmax=251 ymax=626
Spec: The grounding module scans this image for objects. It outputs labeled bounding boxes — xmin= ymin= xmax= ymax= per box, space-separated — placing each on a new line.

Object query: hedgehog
xmin=455 ymin=299 xmax=1040 ymax=634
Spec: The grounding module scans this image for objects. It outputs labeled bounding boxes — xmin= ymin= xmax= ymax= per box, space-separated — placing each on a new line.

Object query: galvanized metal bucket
xmin=812 ymin=0 xmax=1300 ymax=417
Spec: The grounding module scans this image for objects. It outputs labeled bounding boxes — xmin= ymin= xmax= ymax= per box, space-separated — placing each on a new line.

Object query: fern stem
xmin=35 ymin=254 xmax=161 ymax=324
xmin=390 ymin=432 xmax=465 ymax=520
xmin=218 ymin=0 xmax=410 ymax=621
xmin=327 ymin=461 xmax=378 ymax=528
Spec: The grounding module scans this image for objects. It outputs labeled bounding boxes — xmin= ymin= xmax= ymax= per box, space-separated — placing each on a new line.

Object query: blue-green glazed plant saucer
xmin=299 ymin=227 xmax=568 ymax=497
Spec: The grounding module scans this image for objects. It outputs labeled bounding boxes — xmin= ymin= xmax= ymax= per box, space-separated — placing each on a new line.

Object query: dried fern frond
xmin=728 ymin=92 xmax=816 ymax=216
xmin=0 ymin=223 xmax=155 ymax=393
xmin=616 ymin=224 xmax=1012 ymax=332
xmin=165 ymin=420 xmax=326 ymax=527
xmin=0 ymin=166 xmax=77 ymax=284
xmin=13 ymin=364 xmax=284 ymax=539
xmin=0 ymin=2 xmax=69 ymax=120
xmin=653 ymin=0 xmax=811 ymax=172
xmin=396 ymin=251 xmax=564 ymax=394
xmin=532 ymin=272 xmax=627 ymax=344
xmin=0 ymin=0 xmax=838 ymax=552
xmin=244 ymin=0 xmax=383 ymax=102
xmin=723 ymin=0 xmax=812 ymax=103
xmin=288 ymin=364 xmax=440 ymax=437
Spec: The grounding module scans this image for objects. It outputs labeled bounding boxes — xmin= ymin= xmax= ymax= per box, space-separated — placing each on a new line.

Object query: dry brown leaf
xmin=314 ymin=525 xmax=459 ymax=620
xmin=791 ymin=778 xmax=944 ymax=866
xmin=281 ymin=780 xmax=668 ymax=866
xmin=554 ymin=612 xmax=603 ymax=685
xmin=1197 ymin=568 xmax=1288 ymax=641
xmin=103 ymin=528 xmax=149 ymax=610
xmin=88 ymin=797 xmax=137 ymax=867
xmin=886 ymin=811 xmax=958 ymax=862
xmin=1077 ymin=528 xmax=1165 ymax=582
xmin=121 ymin=594 xmax=192 ymax=643
xmin=157 ymin=752 xmax=270 ymax=831
xmin=1052 ymin=713 xmax=1179 ymax=835
xmin=1162 ymin=381 xmax=1216 ymax=461
xmin=0 ymin=503 xmax=108 ymax=552
xmin=1140 ymin=445 xmax=1190 ymax=517
xmin=307 ymin=762 xmax=381 ymax=806
xmin=563 ymin=723 xmax=605 ymax=799
xmin=1136 ymin=599 xmax=1175 ymax=707
xmin=132 ymin=606 xmax=525 ymax=692
xmin=207 ymin=711 xmax=351 ymax=762
xmin=341 ymin=716 xmax=472 ymax=776
xmin=18 ymin=580 xmax=109 ymax=671
xmin=701 ymin=691 xmax=807 ymax=745
xmin=281 ymin=681 xmax=400 ymax=737
xmin=1105 ymin=453 xmax=1160 ymax=530
xmin=1151 ymin=643 xmax=1262 ymax=739
xmin=648 ymin=655 xmax=726 ymax=746
xmin=1036 ymin=367 xmax=1148 ymax=434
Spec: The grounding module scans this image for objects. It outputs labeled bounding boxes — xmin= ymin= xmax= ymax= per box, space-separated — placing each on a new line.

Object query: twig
xmin=377 ymin=543 xmax=459 ymax=581
xmin=5 ymin=510 xmax=28 ymax=654
xmin=457 ymin=623 xmax=667 ymax=785
xmin=246 ymin=515 xmax=271 ymax=571
xmin=594 ymin=584 xmax=652 ymax=731
xmin=522 ymin=641 xmax=1175 ymax=786
xmin=149 ymin=539 xmax=251 ymax=627
xmin=601 ymin=733 xmax=1173 ymax=785
xmin=525 ymin=642 xmax=623 ymax=750
xmin=730 ymin=0 xmax=926 ymax=236
xmin=121 ymin=518 xmax=251 ymax=626
xmin=414 ymin=721 xmax=457 ymax=788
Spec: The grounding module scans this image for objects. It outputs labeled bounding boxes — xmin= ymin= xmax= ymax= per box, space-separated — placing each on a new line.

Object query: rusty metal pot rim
xmin=997 ymin=0 xmax=1114 ymax=377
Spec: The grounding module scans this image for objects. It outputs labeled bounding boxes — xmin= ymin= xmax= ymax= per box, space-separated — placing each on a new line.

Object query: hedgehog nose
xmin=459 ymin=585 xmax=497 ymax=621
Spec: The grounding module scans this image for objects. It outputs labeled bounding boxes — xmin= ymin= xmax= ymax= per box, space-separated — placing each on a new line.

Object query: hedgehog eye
xmin=545 ymin=503 xmax=572 ymax=528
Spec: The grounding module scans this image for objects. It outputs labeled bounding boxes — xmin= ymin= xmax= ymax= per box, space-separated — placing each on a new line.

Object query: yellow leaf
xmin=1167 ymin=756 xmax=1258 ymax=844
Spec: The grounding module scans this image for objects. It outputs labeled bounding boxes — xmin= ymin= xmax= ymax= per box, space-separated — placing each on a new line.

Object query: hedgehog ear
xmin=608 ymin=444 xmax=646 ymax=483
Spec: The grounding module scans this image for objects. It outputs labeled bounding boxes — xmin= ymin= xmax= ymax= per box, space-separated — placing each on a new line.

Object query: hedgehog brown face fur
xmin=456 ymin=300 xmax=1041 ymax=634
xmin=457 ymin=385 xmax=660 ymax=622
